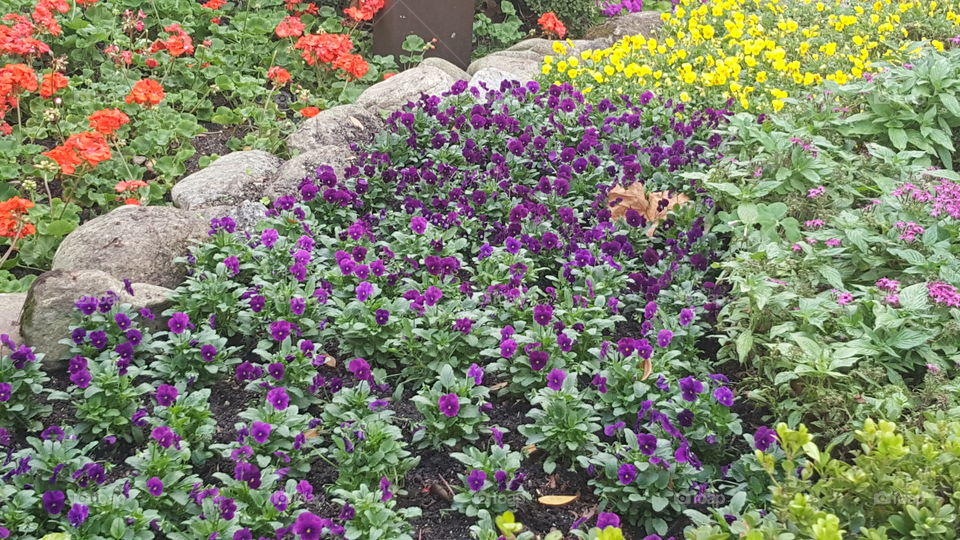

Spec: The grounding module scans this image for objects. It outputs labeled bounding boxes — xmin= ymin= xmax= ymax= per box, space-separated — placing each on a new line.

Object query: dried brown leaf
xmin=538 ymin=494 xmax=580 ymax=506
xmin=640 ymin=357 xmax=653 ymax=381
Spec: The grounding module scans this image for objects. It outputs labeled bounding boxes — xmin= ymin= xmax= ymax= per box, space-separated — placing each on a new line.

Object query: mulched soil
xmin=7 ymin=319 xmax=753 ymax=539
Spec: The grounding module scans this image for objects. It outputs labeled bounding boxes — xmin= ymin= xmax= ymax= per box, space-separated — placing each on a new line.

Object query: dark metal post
xmin=371 ymin=0 xmax=475 ymax=70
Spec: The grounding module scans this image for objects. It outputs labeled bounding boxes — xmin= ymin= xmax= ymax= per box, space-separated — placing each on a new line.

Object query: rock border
xmin=15 ymin=14 xmax=659 ymax=366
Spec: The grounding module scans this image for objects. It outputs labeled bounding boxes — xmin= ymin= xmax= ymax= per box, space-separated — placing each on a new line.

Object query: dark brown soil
xmin=182 ymin=123 xmax=254 ymax=176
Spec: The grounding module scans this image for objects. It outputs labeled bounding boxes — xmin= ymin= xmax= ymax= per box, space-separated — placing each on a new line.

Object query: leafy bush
xmin=689 ymin=418 xmax=960 ymax=539
xmin=840 ymin=49 xmax=960 ymax=169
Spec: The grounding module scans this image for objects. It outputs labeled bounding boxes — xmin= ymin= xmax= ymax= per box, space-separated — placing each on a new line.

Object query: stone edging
xmin=10 ymin=11 xmax=663 ymax=366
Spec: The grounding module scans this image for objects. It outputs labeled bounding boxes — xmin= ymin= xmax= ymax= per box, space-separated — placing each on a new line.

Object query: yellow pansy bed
xmin=544 ymin=0 xmax=960 ymax=111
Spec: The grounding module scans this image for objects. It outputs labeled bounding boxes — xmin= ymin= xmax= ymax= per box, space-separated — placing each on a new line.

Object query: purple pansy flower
xmin=546 ymin=368 xmax=566 ymax=390
xmin=251 ymin=422 xmax=272 ymax=444
xmin=42 ymin=490 xmax=66 ymax=515
xmin=438 ymin=393 xmax=460 ymax=417
xmin=466 ymin=469 xmax=487 ymax=491
xmin=713 ymin=386 xmax=734 ymax=407
xmin=266 ymin=387 xmax=290 ymax=411
xmin=146 ymin=477 xmax=164 ymax=496
xmin=617 ymin=463 xmax=637 ymax=485
xmin=679 ymin=376 xmax=704 ymax=402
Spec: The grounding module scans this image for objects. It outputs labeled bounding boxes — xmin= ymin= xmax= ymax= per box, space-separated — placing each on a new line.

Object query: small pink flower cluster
xmin=833 ymin=289 xmax=854 ymax=306
xmin=790 ymin=137 xmax=818 ymax=157
xmin=928 ymin=281 xmax=960 ymax=308
xmin=807 ymin=185 xmax=826 ymax=198
xmin=876 ymin=278 xmax=900 ymax=306
xmin=892 ymin=182 xmax=933 ymax=203
xmin=894 ymin=221 xmax=925 ymax=243
xmin=930 ymin=179 xmax=960 ymax=220
xmin=804 ymin=219 xmax=824 ymax=229
xmin=891 ymin=179 xmax=959 ymax=221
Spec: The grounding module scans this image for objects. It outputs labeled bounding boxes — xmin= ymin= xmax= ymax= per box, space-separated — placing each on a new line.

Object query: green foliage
xmin=474 ymin=1 xmax=527 ymax=58
xmin=688 ymin=418 xmax=960 ymax=539
xmin=0 ymin=342 xmax=49 ymax=430
xmin=518 ymin=378 xmax=602 ymax=473
xmin=333 ymin=484 xmax=422 ymax=540
xmin=412 ymin=364 xmax=491 ymax=448
xmin=451 ymin=442 xmax=530 ymax=517
xmin=840 ymin=49 xmax=960 ymax=169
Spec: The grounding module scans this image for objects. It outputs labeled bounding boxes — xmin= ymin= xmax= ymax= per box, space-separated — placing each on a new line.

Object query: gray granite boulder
xmin=466 ymin=50 xmax=543 ymax=80
xmin=20 ymin=270 xmax=172 ymax=366
xmin=51 ymin=205 xmax=207 ymax=289
xmin=585 ymin=11 xmax=664 ymax=42
xmin=469 ymin=67 xmax=522 ymax=90
xmin=286 ymin=104 xmax=384 ymax=155
xmin=194 ymin=200 xmax=269 ymax=233
xmin=0 ymin=293 xmax=26 ymax=344
xmin=172 ymin=150 xmax=283 ymax=210
xmin=506 ymin=38 xmax=611 ymax=57
xmin=356 ymin=65 xmax=458 ymax=113
xmin=420 ymin=57 xmax=470 ymax=82
xmin=264 ymin=146 xmax=357 ymax=200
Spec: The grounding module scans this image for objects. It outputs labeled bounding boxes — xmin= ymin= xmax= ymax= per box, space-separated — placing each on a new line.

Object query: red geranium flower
xmin=88 ymin=108 xmax=130 ymax=135
xmin=39 ymin=72 xmax=68 ymax=98
xmin=43 ymin=131 xmax=111 ymax=174
xmin=0 ymin=15 xmax=52 ymax=56
xmin=293 ymin=33 xmax=353 ymax=65
xmin=267 ymin=66 xmax=291 ymax=86
xmin=126 ymin=79 xmax=165 ymax=107
xmin=333 ymin=53 xmax=369 ymax=80
xmin=299 ymin=106 xmax=320 ymax=118
xmin=0 ymin=196 xmax=36 ymax=239
xmin=202 ymin=0 xmax=226 ymax=8
xmin=275 ymin=16 xmax=306 ymax=38
xmin=115 ymin=180 xmax=148 ymax=192
xmin=150 ymin=24 xmax=194 ymax=57
xmin=538 ymin=12 xmax=567 ymax=39
xmin=344 ymin=0 xmax=384 ymax=21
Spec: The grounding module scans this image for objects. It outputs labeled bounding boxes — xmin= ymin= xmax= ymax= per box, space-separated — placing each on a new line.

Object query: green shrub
xmin=689 ymin=418 xmax=960 ymax=539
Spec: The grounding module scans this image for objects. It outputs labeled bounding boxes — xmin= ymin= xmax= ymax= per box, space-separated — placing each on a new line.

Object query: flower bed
xmin=545 ymin=0 xmax=960 ymax=111
xmin=0 ymin=0 xmax=586 ymax=291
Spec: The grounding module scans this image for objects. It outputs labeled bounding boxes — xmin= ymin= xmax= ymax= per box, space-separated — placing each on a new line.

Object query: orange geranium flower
xmin=0 ymin=196 xmax=36 ymax=238
xmin=299 ymin=106 xmax=320 ymax=118
xmin=344 ymin=0 xmax=384 ymax=21
xmin=275 ymin=16 xmax=306 ymax=38
xmin=32 ymin=0 xmax=69 ymax=36
xmin=39 ymin=72 xmax=68 ymax=98
xmin=70 ymin=131 xmax=111 ymax=166
xmin=537 ymin=12 xmax=567 ymax=39
xmin=202 ymin=0 xmax=226 ymax=8
xmin=43 ymin=131 xmax=112 ymax=174
xmin=293 ymin=33 xmax=353 ymax=65
xmin=88 ymin=108 xmax=130 ymax=135
xmin=1 ymin=63 xmax=39 ymax=93
xmin=126 ymin=79 xmax=165 ymax=106
xmin=0 ymin=14 xmax=52 ymax=56
xmin=333 ymin=53 xmax=369 ymax=80
xmin=115 ymin=180 xmax=148 ymax=192
xmin=42 ymin=144 xmax=83 ymax=174
xmin=124 ymin=198 xmax=141 ymax=205
xmin=267 ymin=66 xmax=291 ymax=86
xmin=150 ymin=24 xmax=194 ymax=57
